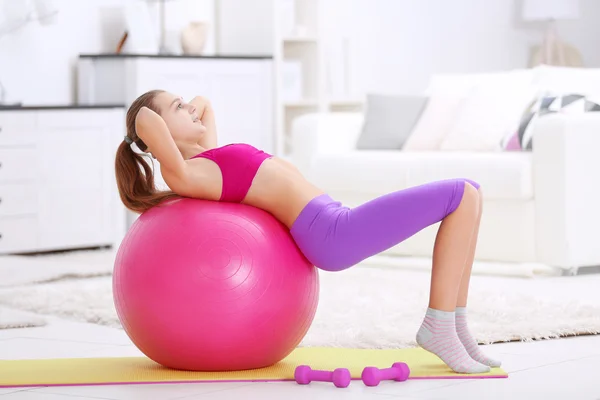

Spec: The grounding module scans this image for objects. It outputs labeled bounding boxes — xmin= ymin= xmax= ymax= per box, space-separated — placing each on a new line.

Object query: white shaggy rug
xmin=0 ymin=251 xmax=115 ymax=288
xmin=0 ymin=307 xmax=46 ymax=329
xmin=1 ymin=266 xmax=599 ymax=348
xmin=0 ymin=250 xmax=116 ymax=329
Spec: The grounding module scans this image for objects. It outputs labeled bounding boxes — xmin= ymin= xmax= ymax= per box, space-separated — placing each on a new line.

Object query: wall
xmin=2 ymin=0 xmax=599 ymax=105
xmin=216 ymin=0 xmax=274 ymax=56
xmin=0 ymin=0 xmax=215 ymax=105
xmin=322 ymin=0 xmax=600 ymax=96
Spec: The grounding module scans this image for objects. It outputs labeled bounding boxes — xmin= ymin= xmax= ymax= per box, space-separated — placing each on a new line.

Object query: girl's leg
xmin=415 ymin=182 xmax=489 ymax=373
xmin=290 ymin=178 xmax=489 ymax=373
xmin=291 ymin=178 xmax=480 ymax=274
xmin=454 ymin=190 xmax=502 ymax=368
xmin=457 ymin=189 xmax=482 ymax=308
xmin=427 ymin=182 xmax=480 ymax=312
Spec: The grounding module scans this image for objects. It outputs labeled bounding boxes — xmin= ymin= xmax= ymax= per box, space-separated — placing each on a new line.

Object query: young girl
xmin=115 ymin=90 xmax=501 ymax=374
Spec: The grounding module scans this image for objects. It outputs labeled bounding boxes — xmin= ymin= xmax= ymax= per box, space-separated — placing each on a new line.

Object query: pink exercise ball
xmin=113 ymin=198 xmax=320 ymax=371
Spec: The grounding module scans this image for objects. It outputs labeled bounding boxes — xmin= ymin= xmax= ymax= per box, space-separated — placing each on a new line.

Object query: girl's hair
xmin=115 ymin=89 xmax=180 ymax=214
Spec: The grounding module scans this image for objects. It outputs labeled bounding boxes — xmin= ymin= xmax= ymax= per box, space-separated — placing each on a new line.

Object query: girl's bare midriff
xmin=171 ymin=156 xmax=325 ymax=229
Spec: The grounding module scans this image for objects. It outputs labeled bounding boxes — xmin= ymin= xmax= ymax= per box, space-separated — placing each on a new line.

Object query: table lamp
xmin=522 ymin=0 xmax=582 ymax=67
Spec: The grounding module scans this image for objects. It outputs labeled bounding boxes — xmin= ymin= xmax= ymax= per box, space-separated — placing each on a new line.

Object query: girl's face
xmin=154 ymin=92 xmax=207 ymax=144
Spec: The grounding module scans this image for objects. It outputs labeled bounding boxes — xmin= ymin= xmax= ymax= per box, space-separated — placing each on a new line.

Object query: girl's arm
xmin=135 ymin=106 xmax=188 ymax=178
xmin=190 ymin=96 xmax=218 ymax=149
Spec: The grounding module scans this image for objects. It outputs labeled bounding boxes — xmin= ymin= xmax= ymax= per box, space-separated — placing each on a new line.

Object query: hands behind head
xmin=135 ymin=107 xmax=168 ymax=158
xmin=134 ymin=96 xmax=212 ymax=157
xmin=189 ymin=96 xmax=211 ymax=118
xmin=136 ymin=106 xmax=162 ymax=126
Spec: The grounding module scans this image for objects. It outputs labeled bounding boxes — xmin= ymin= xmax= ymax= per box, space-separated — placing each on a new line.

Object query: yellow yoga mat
xmin=0 ymin=347 xmax=507 ymax=388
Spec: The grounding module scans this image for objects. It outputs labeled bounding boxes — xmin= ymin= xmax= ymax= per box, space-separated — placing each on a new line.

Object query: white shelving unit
xmin=273 ymin=0 xmax=363 ymax=156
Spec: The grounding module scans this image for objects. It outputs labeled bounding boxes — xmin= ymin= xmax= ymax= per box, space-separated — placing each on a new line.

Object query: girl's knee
xmin=458 ymin=181 xmax=480 ymax=215
xmin=463 ymin=179 xmax=483 ymax=204
xmin=442 ymin=179 xmax=480 ymax=217
xmin=463 ymin=181 xmax=478 ymax=199
xmin=463 ymin=179 xmax=480 ymax=191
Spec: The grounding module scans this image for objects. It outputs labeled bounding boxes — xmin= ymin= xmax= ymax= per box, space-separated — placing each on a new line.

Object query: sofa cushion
xmin=514 ymin=93 xmax=600 ymax=151
xmin=356 ymin=94 xmax=428 ymax=150
xmin=438 ymin=69 xmax=537 ymax=152
xmin=402 ymin=94 xmax=464 ymax=151
xmin=310 ymin=151 xmax=533 ymax=200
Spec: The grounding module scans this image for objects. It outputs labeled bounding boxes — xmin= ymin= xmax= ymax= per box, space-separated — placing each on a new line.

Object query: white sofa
xmin=290 ymin=68 xmax=600 ymax=275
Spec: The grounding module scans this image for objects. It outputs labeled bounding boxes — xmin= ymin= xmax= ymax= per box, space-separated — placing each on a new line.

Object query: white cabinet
xmin=77 ymin=55 xmax=275 ymax=154
xmin=0 ymin=106 xmax=126 ymax=254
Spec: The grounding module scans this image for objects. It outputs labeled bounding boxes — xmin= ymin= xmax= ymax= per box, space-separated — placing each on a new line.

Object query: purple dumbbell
xmin=361 ymin=362 xmax=410 ymax=386
xmin=294 ymin=365 xmax=352 ymax=388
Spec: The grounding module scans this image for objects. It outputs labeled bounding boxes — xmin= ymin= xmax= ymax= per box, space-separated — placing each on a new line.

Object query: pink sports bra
xmin=191 ymin=143 xmax=272 ymax=202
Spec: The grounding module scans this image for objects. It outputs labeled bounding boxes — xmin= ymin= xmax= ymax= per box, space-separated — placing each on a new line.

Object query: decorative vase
xmin=181 ymin=21 xmax=208 ymax=55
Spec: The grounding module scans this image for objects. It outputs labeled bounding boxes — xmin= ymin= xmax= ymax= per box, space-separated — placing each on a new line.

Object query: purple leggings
xmin=290 ymin=178 xmax=480 ymax=272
